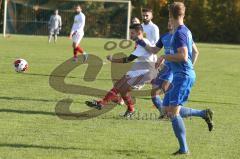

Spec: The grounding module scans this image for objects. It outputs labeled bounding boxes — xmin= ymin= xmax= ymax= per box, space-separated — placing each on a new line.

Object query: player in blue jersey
xmin=136 ymin=2 xmax=214 ymax=155
xmin=149 ymin=19 xmax=200 ymax=119
xmin=160 ymin=2 xmax=213 ymax=155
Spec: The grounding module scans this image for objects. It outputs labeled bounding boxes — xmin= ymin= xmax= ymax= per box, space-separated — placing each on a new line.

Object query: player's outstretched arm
xmin=106 ymin=54 xmax=137 ymax=63
xmin=136 ymin=39 xmax=161 ymax=54
xmin=146 ymin=46 xmax=161 ymax=54
xmin=192 ymin=43 xmax=199 ymax=66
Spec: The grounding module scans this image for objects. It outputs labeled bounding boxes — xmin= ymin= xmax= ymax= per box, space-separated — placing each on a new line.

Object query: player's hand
xmin=155 ymin=56 xmax=165 ymax=69
xmin=106 ymin=55 xmax=113 ymax=62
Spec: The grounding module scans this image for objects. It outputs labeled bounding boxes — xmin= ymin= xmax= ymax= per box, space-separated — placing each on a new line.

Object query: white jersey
xmin=126 ymin=38 xmax=158 ymax=89
xmin=142 ymin=21 xmax=159 ymax=45
xmin=132 ymin=38 xmax=157 ymax=63
xmin=127 ymin=38 xmax=157 ymax=77
xmin=48 ymin=15 xmax=62 ymax=30
xmin=71 ymin=12 xmax=85 ymax=35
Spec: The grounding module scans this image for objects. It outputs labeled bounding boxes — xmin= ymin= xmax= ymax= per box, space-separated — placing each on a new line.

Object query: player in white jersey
xmin=141 ymin=8 xmax=160 ymax=45
xmin=48 ymin=9 xmax=62 ymax=43
xmin=86 ymin=24 xmax=158 ymax=118
xmin=69 ymin=5 xmax=88 ymax=63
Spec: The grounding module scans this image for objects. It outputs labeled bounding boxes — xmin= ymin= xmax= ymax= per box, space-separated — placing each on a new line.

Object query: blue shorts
xmin=152 ymin=63 xmax=173 ymax=87
xmin=163 ymin=75 xmax=195 ymax=106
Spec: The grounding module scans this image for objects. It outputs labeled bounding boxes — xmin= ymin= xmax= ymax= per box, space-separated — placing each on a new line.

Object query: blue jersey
xmin=152 ymin=32 xmax=173 ymax=86
xmin=170 ymin=25 xmax=195 ymax=78
xmin=156 ymin=32 xmax=172 ymax=55
xmin=156 ymin=32 xmax=172 ymax=67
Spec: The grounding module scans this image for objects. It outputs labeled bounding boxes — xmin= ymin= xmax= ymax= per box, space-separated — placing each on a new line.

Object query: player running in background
xmin=48 ymin=9 xmax=62 ymax=43
xmin=141 ymin=8 xmax=160 ymax=45
xmin=137 ymin=2 xmax=213 ymax=155
xmin=86 ymin=24 xmax=158 ymax=118
xmin=69 ymin=5 xmax=88 ymax=63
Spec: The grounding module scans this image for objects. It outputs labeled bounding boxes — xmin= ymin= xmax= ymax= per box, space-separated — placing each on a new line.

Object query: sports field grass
xmin=0 ymin=35 xmax=240 ymax=159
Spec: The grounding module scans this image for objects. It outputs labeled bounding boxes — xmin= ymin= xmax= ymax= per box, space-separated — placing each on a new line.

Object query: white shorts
xmin=72 ymin=32 xmax=84 ymax=45
xmin=126 ymin=69 xmax=149 ymax=78
xmin=126 ymin=69 xmax=157 ymax=90
xmin=49 ymin=28 xmax=60 ymax=35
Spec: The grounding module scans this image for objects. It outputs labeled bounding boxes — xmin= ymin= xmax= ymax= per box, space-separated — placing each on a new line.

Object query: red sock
xmin=112 ymin=96 xmax=123 ymax=104
xmin=99 ymin=88 xmax=119 ymax=105
xmin=74 ymin=46 xmax=84 ymax=58
xmin=122 ymin=95 xmax=134 ymax=112
xmin=76 ymin=46 xmax=84 ymax=54
xmin=73 ymin=48 xmax=78 ymax=58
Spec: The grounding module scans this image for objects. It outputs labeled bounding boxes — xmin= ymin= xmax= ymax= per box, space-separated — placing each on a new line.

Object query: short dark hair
xmin=131 ymin=17 xmax=139 ymax=21
xmin=169 ymin=2 xmax=185 ymax=19
xmin=75 ymin=4 xmax=81 ymax=8
xmin=130 ymin=24 xmax=143 ymax=32
xmin=142 ymin=8 xmax=152 ymax=13
xmin=131 ymin=17 xmax=140 ymax=24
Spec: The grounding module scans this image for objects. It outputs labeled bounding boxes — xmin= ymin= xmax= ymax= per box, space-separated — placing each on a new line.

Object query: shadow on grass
xmin=0 ymin=143 xmax=148 ymax=155
xmin=114 ymin=149 xmax=147 ymax=155
xmin=25 ymin=72 xmax=78 ymax=79
xmin=24 ymin=73 xmax=115 ymax=81
xmin=0 ymin=96 xmax=60 ymax=103
xmin=0 ymin=109 xmax=56 ymax=116
xmin=0 ymin=143 xmax=84 ymax=150
xmin=0 ymin=107 xmax=118 ymax=119
xmin=0 ymin=108 xmax=164 ymax=121
xmin=0 ymin=96 xmax=83 ymax=104
xmin=0 ymin=108 xmax=106 ymax=118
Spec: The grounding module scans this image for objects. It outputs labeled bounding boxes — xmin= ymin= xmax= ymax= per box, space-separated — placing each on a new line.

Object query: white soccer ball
xmin=14 ymin=58 xmax=28 ymax=72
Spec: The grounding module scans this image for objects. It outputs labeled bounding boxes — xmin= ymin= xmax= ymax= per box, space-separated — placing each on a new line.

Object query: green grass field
xmin=0 ymin=35 xmax=240 ymax=159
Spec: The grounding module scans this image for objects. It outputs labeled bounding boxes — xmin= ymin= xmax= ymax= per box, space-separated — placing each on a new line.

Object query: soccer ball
xmin=14 ymin=59 xmax=28 ymax=72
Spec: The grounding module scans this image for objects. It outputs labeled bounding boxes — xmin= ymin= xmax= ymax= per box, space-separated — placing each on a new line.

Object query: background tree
xmin=0 ymin=0 xmax=3 ymax=33
xmin=1 ymin=0 xmax=240 ymax=43
xmin=131 ymin=0 xmax=240 ymax=43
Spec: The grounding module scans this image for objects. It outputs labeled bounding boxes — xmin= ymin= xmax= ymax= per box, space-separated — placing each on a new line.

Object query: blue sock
xmin=171 ymin=115 xmax=188 ymax=153
xmin=180 ymin=106 xmax=205 ymax=118
xmin=151 ymin=95 xmax=163 ymax=114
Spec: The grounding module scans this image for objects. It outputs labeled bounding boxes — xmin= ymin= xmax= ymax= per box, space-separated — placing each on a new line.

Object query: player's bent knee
xmin=119 ymin=84 xmax=131 ymax=95
xmin=165 ymin=106 xmax=180 ymax=118
xmin=72 ymin=43 xmax=78 ymax=48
